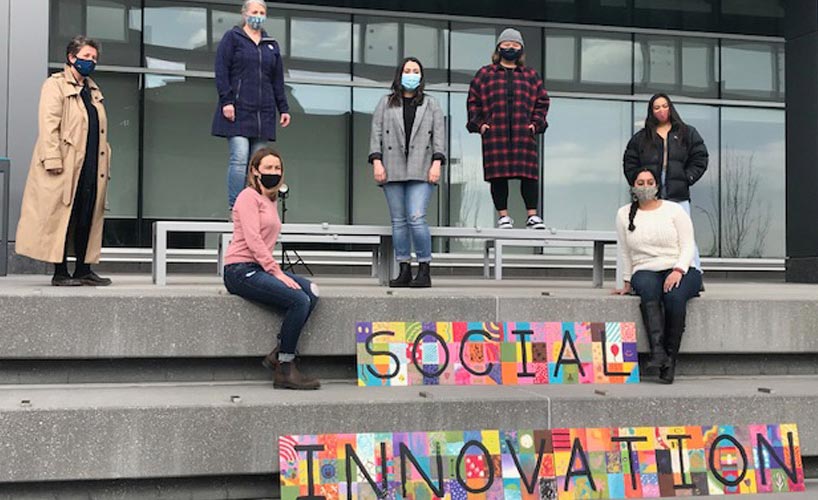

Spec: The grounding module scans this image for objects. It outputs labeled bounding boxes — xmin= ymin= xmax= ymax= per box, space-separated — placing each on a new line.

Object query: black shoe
xmin=74 ymin=271 xmax=112 ymax=287
xmin=410 ymin=262 xmax=431 ymax=288
xmin=389 ymin=262 xmax=412 ymax=288
xmin=658 ymin=358 xmax=676 ymax=384
xmin=51 ymin=274 xmax=82 ymax=286
xmin=640 ymin=301 xmax=669 ymax=368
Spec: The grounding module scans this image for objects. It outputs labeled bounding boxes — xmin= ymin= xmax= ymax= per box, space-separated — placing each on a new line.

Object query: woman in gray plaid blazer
xmin=368 ymin=57 xmax=447 ymax=288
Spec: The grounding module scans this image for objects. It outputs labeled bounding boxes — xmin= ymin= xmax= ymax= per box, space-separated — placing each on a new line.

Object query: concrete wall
xmin=4 ymin=0 xmax=48 ymax=240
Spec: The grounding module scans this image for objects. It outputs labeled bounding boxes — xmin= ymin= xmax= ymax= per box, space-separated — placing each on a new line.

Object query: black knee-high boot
xmin=659 ymin=314 xmax=686 ymax=384
xmin=640 ymin=301 xmax=670 ymax=369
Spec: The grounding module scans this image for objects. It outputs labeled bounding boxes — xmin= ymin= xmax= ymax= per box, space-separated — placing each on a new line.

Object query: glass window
xmin=634 ymin=35 xmax=718 ymax=98
xmin=211 ymin=8 xmax=287 ymax=54
xmin=351 ymin=88 xmax=442 ymax=225
xmin=633 ymin=0 xmax=717 ymax=33
xmin=543 ymin=98 xmax=632 ymax=233
xmin=352 ymin=16 xmax=448 ymax=84
xmin=50 ymin=0 xmax=141 ymax=66
xmin=448 ymin=93 xmax=530 ymax=251
xmin=450 ymin=24 xmax=542 ymax=85
xmin=719 ymin=108 xmax=785 ymax=258
xmin=143 ymin=2 xmax=211 ymax=71
xmin=274 ymin=84 xmax=350 ymax=224
xmin=545 ymin=29 xmax=631 ymax=93
xmin=142 ymin=76 xmax=228 ymax=220
xmin=720 ymin=0 xmax=784 ymax=37
xmin=675 ymin=104 xmax=720 ymax=258
xmin=721 ymin=41 xmax=784 ymax=101
xmin=288 ymin=12 xmax=352 ymax=81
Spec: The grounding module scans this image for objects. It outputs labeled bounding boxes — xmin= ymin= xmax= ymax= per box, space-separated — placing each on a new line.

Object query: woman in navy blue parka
xmin=211 ymin=0 xmax=290 ymax=209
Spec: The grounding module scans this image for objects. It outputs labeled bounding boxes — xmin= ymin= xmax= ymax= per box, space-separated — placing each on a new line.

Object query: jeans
xmin=676 ymin=200 xmax=702 ymax=271
xmin=227 ymin=136 xmax=267 ymax=208
xmin=223 ymin=262 xmax=319 ymax=355
xmin=382 ymin=181 xmax=434 ymax=262
xmin=631 ymin=268 xmax=702 ymax=328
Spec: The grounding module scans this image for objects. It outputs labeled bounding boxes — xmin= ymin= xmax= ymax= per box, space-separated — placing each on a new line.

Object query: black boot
xmin=410 ymin=262 xmax=431 ymax=288
xmin=640 ymin=301 xmax=669 ymax=369
xmin=659 ymin=314 xmax=686 ymax=384
xmin=389 ymin=262 xmax=412 ymax=288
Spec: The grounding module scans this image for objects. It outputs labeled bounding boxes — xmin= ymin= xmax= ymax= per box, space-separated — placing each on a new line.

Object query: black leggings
xmin=55 ymin=160 xmax=98 ymax=277
xmin=489 ymin=178 xmax=539 ymax=211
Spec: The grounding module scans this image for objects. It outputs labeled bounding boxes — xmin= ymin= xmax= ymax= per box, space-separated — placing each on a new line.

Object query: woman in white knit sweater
xmin=613 ymin=168 xmax=702 ymax=384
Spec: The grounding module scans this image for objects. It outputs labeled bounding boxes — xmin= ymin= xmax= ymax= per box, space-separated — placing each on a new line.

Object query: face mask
xmin=632 ymin=185 xmax=658 ymax=203
xmin=246 ymin=15 xmax=265 ymax=30
xmin=259 ymin=173 xmax=281 ymax=189
xmin=72 ymin=58 xmax=96 ymax=77
xmin=401 ymin=73 xmax=421 ymax=91
xmin=499 ymin=47 xmax=522 ymax=62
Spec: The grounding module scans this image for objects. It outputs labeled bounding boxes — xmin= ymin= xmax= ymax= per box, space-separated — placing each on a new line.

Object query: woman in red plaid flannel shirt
xmin=467 ymin=28 xmax=550 ymax=230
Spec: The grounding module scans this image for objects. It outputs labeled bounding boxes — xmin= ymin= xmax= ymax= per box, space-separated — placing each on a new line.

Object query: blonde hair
xmin=246 ymin=147 xmax=284 ymax=198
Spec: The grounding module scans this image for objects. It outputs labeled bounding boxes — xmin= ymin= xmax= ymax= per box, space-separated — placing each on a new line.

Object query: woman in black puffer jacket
xmin=623 ymin=93 xmax=708 ymax=271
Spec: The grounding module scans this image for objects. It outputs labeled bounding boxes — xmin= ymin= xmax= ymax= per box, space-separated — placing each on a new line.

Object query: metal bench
xmin=153 ymin=221 xmax=619 ymax=287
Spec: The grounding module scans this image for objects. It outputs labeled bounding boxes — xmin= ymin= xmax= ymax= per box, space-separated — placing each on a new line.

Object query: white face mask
xmin=632 ymin=185 xmax=658 ymax=202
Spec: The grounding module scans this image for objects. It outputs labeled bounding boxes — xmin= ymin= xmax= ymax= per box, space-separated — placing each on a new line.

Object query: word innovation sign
xmin=280 ymin=424 xmax=804 ymax=499
xmin=357 ymin=322 xmax=640 ymax=386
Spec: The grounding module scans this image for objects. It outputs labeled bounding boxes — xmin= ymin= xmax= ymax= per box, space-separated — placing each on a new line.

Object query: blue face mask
xmin=401 ymin=73 xmax=421 ymax=91
xmin=72 ymin=58 xmax=96 ymax=77
xmin=246 ymin=15 xmax=265 ymax=30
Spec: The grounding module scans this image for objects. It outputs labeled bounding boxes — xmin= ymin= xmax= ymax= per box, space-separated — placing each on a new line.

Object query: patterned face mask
xmin=632 ymin=185 xmax=658 ymax=202
xmin=246 ymin=15 xmax=265 ymax=30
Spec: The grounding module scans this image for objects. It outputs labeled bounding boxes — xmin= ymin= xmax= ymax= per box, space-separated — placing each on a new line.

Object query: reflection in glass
xmin=143 ymin=76 xmax=227 ymax=219
xmin=545 ymin=30 xmax=630 ymax=93
xmin=451 ymin=24 xmax=542 ymax=85
xmin=144 ymin=4 xmax=206 ymax=50
xmin=274 ymin=84 xmax=349 ymax=224
xmin=351 ymin=88 xmax=442 ymax=225
xmin=50 ymin=0 xmax=141 ymax=66
xmin=674 ymin=104 xmax=719 ymax=258
xmin=720 ymin=108 xmax=784 ymax=257
xmin=353 ymin=17 xmax=447 ymax=84
xmin=544 ymin=98 xmax=631 ymax=234
xmin=87 ymin=0 xmax=127 ymax=41
xmin=287 ymin=13 xmax=351 ymax=80
xmin=634 ymin=35 xmax=718 ymax=98
xmin=722 ymin=41 xmax=784 ymax=100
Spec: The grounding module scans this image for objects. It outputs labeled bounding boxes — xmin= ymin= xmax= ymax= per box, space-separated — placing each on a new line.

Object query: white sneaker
xmin=526 ymin=215 xmax=546 ymax=230
xmin=497 ymin=216 xmax=514 ymax=229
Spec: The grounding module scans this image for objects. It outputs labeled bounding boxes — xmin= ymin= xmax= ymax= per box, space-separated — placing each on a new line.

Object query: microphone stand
xmin=279 ymin=190 xmax=313 ymax=276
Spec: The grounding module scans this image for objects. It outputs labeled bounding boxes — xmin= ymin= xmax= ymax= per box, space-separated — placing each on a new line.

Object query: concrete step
xmin=0 ymin=375 xmax=815 ymax=483
xmin=1 ymin=276 xmax=817 ymax=360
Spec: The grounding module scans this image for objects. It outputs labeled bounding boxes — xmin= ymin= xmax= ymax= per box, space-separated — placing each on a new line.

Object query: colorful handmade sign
xmin=356 ymin=321 xmax=640 ymax=386
xmin=279 ymin=424 xmax=804 ymax=499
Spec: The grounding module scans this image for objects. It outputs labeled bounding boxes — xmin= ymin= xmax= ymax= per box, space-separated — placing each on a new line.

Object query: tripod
xmin=279 ymin=191 xmax=313 ymax=275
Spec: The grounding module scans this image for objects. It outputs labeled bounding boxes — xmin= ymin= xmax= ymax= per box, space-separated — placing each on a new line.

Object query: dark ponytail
xmin=627 ymin=201 xmax=638 ymax=232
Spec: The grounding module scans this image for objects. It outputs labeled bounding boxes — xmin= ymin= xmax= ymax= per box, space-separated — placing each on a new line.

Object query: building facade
xmin=1 ymin=0 xmax=786 ymax=261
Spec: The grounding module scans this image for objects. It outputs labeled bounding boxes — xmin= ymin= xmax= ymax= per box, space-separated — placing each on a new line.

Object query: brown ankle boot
xmin=274 ymin=361 xmax=321 ymax=390
xmin=261 ymin=347 xmax=279 ymax=371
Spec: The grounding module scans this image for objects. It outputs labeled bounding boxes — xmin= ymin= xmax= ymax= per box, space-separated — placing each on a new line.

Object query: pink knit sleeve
xmin=233 ymin=192 xmax=280 ymax=274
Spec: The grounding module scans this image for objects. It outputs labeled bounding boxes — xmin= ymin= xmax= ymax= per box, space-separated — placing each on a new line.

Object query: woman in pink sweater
xmin=223 ymin=148 xmax=320 ymax=390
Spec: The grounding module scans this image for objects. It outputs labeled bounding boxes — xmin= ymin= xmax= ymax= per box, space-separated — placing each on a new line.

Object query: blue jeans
xmin=382 ymin=181 xmax=434 ymax=262
xmin=227 ymin=137 xmax=267 ymax=208
xmin=223 ymin=262 xmax=319 ymax=355
xmin=631 ymin=268 xmax=702 ymax=326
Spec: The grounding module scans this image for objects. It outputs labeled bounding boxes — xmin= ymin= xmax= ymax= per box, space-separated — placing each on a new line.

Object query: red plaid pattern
xmin=467 ymin=64 xmax=550 ymax=181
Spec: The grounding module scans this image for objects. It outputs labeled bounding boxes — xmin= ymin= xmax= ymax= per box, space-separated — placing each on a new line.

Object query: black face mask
xmin=259 ymin=174 xmax=281 ymax=189
xmin=499 ymin=47 xmax=522 ymax=62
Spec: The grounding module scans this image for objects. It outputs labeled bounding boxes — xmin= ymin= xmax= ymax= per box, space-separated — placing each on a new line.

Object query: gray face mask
xmin=632 ymin=185 xmax=658 ymax=202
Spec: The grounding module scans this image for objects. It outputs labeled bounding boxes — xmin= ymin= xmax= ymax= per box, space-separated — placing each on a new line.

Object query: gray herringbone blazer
xmin=368 ymin=94 xmax=446 ymax=183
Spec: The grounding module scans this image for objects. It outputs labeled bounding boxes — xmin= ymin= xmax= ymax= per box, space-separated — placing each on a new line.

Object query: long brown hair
xmin=246 ymin=147 xmax=284 ymax=199
xmin=388 ymin=57 xmax=426 ymax=107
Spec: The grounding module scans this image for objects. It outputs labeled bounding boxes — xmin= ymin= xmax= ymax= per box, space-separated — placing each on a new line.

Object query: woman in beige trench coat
xmin=16 ymin=36 xmax=112 ymax=286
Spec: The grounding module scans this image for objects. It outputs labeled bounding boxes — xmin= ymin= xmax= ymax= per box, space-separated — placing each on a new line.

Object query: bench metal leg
xmin=483 ymin=241 xmax=492 ymax=279
xmin=592 ymin=241 xmax=604 ymax=288
xmin=615 ymin=243 xmax=624 ymax=289
xmin=152 ymin=224 xmax=167 ymax=286
xmin=371 ymin=248 xmax=378 ymax=278
xmin=217 ymin=236 xmax=226 ymax=277
xmin=494 ymin=241 xmax=503 ymax=281
xmin=377 ymin=236 xmax=394 ymax=286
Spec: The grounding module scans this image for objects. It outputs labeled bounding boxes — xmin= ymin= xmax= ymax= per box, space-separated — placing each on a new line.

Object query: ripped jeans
xmin=223 ymin=262 xmax=319 ymax=355
xmin=382 ymin=181 xmax=434 ymax=262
